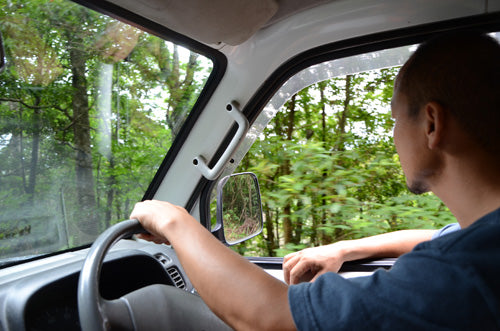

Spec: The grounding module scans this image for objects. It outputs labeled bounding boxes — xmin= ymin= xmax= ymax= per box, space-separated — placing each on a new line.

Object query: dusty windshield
xmin=0 ymin=0 xmax=213 ymax=265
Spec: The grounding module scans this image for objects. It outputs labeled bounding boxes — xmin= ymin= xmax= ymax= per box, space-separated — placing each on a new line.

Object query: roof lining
xmin=103 ymin=0 xmax=279 ymax=45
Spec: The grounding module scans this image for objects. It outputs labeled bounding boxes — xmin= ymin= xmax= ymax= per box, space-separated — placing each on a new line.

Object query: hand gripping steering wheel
xmin=77 ymin=219 xmax=232 ymax=331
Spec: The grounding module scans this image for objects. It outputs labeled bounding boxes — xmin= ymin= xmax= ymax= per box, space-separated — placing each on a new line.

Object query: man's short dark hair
xmin=395 ymin=30 xmax=500 ymax=152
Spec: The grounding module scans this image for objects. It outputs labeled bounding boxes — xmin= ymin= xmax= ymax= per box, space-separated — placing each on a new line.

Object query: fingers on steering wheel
xmin=136 ymin=233 xmax=170 ymax=245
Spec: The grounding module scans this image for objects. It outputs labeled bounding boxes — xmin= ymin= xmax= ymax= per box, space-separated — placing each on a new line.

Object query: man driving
xmin=130 ymin=31 xmax=500 ymax=330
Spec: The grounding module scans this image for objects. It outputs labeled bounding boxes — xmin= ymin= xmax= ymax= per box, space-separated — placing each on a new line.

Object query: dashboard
xmin=0 ymin=239 xmax=393 ymax=330
xmin=0 ymin=240 xmax=193 ymax=331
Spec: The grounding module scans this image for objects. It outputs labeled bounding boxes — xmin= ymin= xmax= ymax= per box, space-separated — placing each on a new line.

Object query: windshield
xmin=0 ymin=0 xmax=213 ymax=265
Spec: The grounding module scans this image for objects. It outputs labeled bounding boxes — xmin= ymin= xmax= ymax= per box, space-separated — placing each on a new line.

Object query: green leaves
xmin=234 ymin=67 xmax=454 ymax=256
xmin=0 ymin=0 xmax=213 ymax=257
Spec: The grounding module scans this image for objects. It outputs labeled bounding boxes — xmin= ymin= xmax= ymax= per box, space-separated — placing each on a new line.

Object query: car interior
xmin=1 ymin=0 xmax=500 ymax=330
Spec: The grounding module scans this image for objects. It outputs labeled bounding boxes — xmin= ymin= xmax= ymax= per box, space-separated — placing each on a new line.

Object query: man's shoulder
xmin=432 ymin=222 xmax=461 ymax=240
xmin=419 ymin=207 xmax=500 ymax=253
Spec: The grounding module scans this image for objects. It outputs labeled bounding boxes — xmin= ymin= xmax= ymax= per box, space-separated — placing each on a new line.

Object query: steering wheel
xmin=77 ymin=219 xmax=232 ymax=331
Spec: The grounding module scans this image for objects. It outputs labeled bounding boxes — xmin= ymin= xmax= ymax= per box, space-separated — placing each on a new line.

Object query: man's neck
xmin=432 ymin=154 xmax=500 ymax=228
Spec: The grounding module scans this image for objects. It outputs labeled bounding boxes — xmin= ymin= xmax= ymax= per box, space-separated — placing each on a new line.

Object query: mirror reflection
xmin=220 ymin=173 xmax=263 ymax=245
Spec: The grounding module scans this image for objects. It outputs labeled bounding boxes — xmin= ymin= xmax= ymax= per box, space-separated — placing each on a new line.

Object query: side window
xmin=231 ymin=46 xmax=455 ymax=256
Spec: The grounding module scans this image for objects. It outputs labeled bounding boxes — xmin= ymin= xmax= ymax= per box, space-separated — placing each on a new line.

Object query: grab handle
xmin=193 ymin=101 xmax=249 ymax=180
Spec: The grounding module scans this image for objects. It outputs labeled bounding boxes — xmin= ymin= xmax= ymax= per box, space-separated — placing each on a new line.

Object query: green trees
xmin=0 ymin=0 xmax=453 ymax=260
xmin=0 ymin=0 xmax=210 ymax=257
xmin=219 ymin=174 xmax=262 ymax=244
xmin=237 ymin=68 xmax=455 ymax=257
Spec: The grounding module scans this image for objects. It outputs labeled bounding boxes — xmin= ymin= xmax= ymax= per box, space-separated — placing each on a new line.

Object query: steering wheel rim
xmin=78 ymin=219 xmax=145 ymax=331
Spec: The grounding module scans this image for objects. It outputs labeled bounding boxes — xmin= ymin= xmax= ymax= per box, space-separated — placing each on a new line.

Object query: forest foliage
xmin=0 ymin=0 xmax=455 ymax=260
xmin=0 ymin=0 xmax=210 ymax=258
xmin=217 ymin=173 xmax=262 ymax=244
xmin=233 ymin=69 xmax=455 ymax=257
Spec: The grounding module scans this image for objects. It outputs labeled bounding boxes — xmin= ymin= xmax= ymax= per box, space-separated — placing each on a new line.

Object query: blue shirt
xmin=432 ymin=222 xmax=461 ymax=239
xmin=288 ymin=209 xmax=500 ymax=330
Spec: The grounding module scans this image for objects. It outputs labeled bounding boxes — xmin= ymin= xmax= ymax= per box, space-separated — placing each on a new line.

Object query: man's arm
xmin=283 ymin=229 xmax=436 ymax=285
xmin=130 ymin=200 xmax=296 ymax=331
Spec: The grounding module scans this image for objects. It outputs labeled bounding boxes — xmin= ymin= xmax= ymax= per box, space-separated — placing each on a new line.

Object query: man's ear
xmin=424 ymin=101 xmax=446 ymax=150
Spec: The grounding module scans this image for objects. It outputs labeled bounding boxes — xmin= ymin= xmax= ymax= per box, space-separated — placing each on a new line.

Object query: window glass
xmin=0 ymin=0 xmax=212 ymax=264
xmin=225 ymin=44 xmax=458 ymax=256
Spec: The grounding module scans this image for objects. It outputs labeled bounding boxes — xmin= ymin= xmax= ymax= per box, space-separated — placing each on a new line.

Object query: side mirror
xmin=0 ymin=32 xmax=5 ymax=73
xmin=212 ymin=172 xmax=263 ymax=245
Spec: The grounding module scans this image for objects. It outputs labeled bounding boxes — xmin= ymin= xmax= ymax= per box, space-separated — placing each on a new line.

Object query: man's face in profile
xmin=391 ymin=90 xmax=431 ymax=195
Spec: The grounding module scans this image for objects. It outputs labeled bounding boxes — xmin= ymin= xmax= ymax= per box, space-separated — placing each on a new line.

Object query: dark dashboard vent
xmin=167 ymin=266 xmax=186 ymax=289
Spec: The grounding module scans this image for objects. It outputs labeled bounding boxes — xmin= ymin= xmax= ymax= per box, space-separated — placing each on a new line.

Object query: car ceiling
xmin=105 ymin=0 xmax=333 ymax=45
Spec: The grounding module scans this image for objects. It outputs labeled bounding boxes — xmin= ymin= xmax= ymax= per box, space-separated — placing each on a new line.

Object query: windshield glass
xmin=0 ymin=0 xmax=213 ymax=265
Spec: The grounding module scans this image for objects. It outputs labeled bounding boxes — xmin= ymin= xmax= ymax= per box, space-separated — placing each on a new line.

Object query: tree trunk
xmin=336 ymin=75 xmax=352 ymax=152
xmin=69 ymin=40 xmax=98 ymax=235
xmin=264 ymin=209 xmax=276 ymax=256
xmin=165 ymin=48 xmax=199 ymax=137
xmin=282 ymin=95 xmax=296 ymax=245
xmin=104 ymin=156 xmax=115 ymax=228
xmin=26 ymin=96 xmax=41 ymax=203
xmin=15 ymin=105 xmax=28 ymax=194
xmin=318 ymin=82 xmax=330 ymax=245
xmin=322 ymin=74 xmax=353 ymax=244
